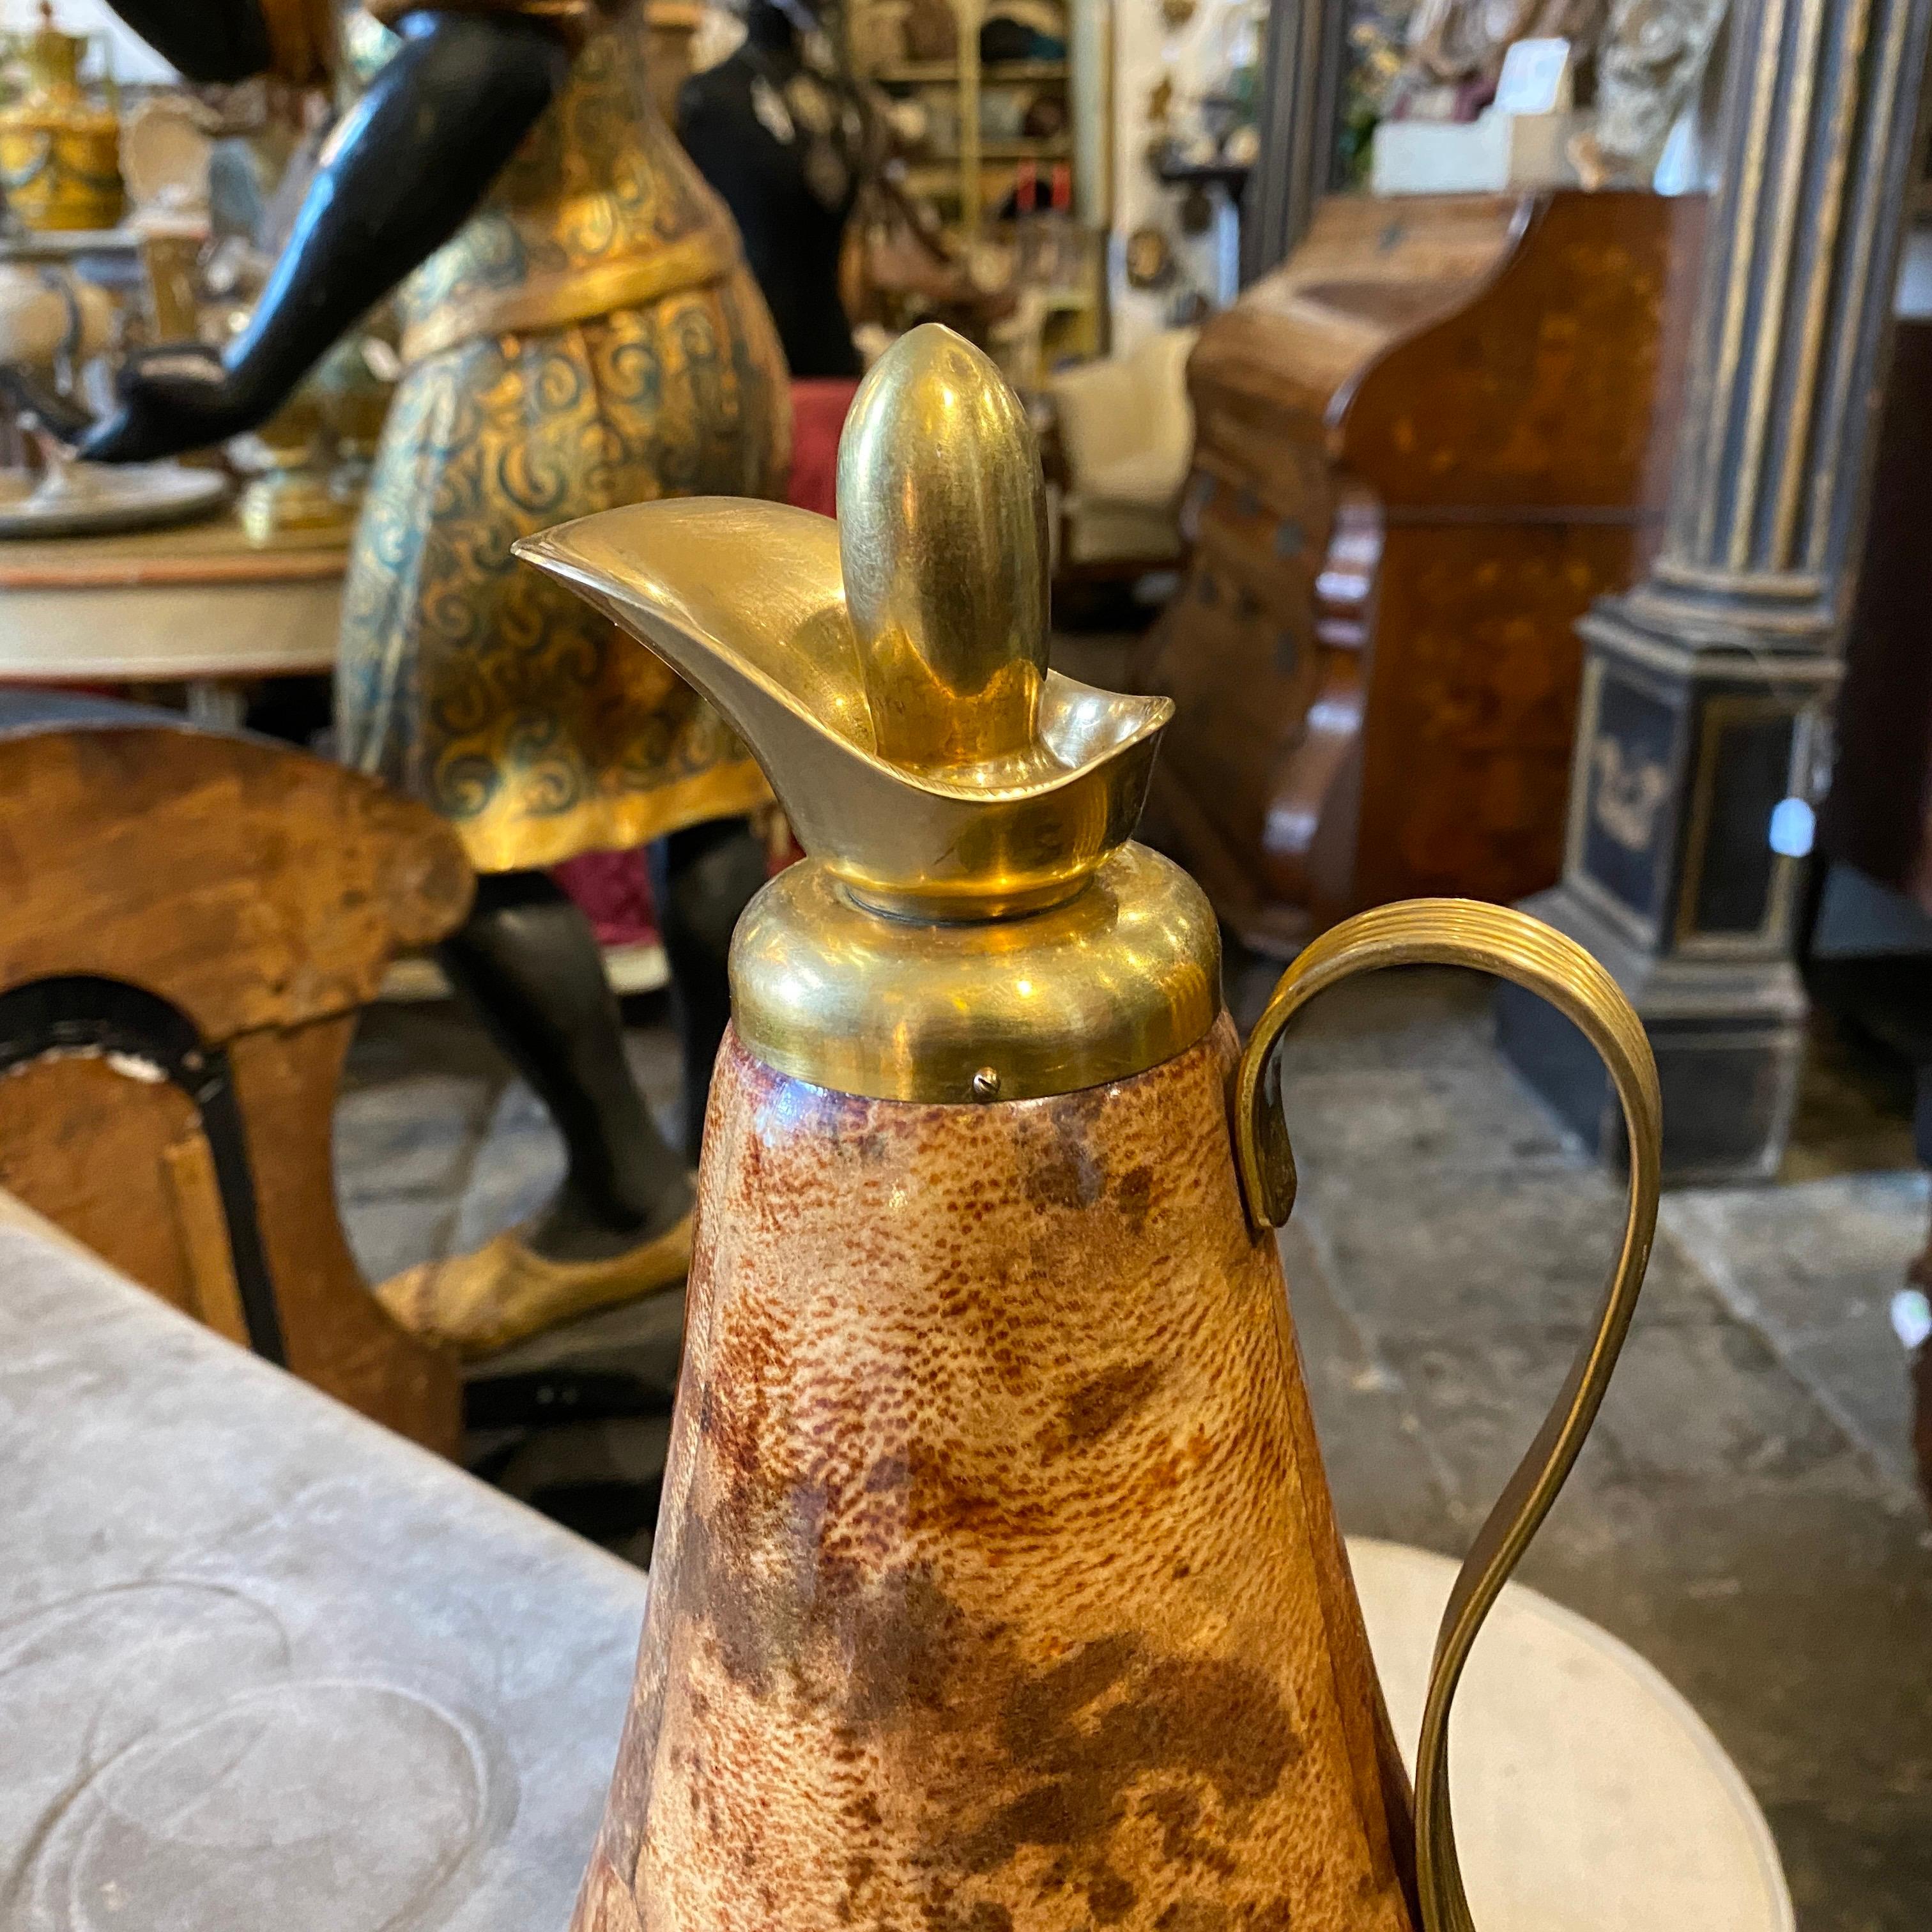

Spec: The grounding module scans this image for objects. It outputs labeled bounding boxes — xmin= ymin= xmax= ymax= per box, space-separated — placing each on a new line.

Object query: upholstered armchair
xmin=1046 ymin=327 xmax=1199 ymax=572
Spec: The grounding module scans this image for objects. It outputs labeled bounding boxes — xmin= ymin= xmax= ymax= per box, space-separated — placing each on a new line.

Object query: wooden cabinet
xmin=1136 ymin=189 xmax=1705 ymax=952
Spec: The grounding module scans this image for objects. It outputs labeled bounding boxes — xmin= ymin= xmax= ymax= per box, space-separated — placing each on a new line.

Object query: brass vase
xmin=518 ymin=326 xmax=1663 ymax=1932
xmin=0 ymin=4 xmax=123 ymax=234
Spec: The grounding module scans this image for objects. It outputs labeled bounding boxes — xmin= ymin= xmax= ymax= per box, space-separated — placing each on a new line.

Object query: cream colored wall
xmin=1104 ymin=0 xmax=1237 ymax=358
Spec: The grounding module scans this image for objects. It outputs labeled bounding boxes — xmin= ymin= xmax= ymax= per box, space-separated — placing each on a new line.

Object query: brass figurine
xmin=66 ymin=0 xmax=792 ymax=1351
xmin=335 ymin=0 xmax=788 ymax=875
xmin=523 ymin=326 xmax=1666 ymax=1932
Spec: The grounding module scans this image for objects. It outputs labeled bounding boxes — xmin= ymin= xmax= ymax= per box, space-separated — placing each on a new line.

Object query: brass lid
xmin=515 ymin=325 xmax=1220 ymax=1101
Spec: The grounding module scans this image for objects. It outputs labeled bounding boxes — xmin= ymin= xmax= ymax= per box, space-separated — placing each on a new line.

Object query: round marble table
xmin=0 ymin=516 xmax=673 ymax=999
xmin=1347 ymin=1537 xmax=1793 ymax=1932
xmin=0 ymin=512 xmax=343 ymax=724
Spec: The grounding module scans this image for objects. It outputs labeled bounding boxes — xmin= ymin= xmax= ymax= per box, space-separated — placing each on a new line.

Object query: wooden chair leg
xmin=230 ymin=1017 xmax=463 ymax=1457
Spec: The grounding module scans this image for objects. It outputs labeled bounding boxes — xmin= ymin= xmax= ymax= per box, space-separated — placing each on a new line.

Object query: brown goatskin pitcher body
xmin=516 ymin=326 xmax=1663 ymax=1932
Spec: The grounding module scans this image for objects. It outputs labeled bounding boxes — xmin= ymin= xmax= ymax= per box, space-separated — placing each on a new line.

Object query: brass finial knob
xmin=837 ymin=325 xmax=1049 ymax=774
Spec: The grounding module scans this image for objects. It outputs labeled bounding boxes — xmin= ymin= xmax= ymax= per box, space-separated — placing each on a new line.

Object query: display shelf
xmin=901 ymin=162 xmax=1074 ymax=203
xmin=920 ymin=141 xmax=1073 ymax=162
xmin=852 ymin=0 xmax=1076 ymax=247
xmin=1153 ymin=156 xmax=1254 ymax=197
xmin=979 ymin=60 xmax=1070 ymax=81
xmin=873 ymin=59 xmax=1068 ymax=84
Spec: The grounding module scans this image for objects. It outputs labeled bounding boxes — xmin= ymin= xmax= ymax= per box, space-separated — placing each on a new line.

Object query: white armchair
xmin=1046 ymin=328 xmax=1199 ymax=571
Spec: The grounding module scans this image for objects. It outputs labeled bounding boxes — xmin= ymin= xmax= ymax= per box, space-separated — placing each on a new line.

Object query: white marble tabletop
xmin=0 ymin=1199 xmax=638 ymax=1932
xmin=0 ymin=1197 xmax=1790 ymax=1931
xmin=1354 ymin=1538 xmax=1793 ymax=1932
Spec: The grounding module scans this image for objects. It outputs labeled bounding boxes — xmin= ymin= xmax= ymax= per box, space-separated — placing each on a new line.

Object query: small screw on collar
xmin=970 ymin=1067 xmax=1001 ymax=1101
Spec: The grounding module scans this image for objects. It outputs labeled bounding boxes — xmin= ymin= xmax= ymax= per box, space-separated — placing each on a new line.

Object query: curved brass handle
xmin=1234 ymin=898 xmax=1661 ymax=1932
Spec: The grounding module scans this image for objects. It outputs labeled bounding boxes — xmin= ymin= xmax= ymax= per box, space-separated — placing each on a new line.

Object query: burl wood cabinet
xmin=1137 ymin=189 xmax=1705 ymax=951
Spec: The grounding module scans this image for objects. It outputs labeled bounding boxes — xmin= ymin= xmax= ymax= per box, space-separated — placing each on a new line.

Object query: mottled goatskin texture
xmin=573 ymin=1016 xmax=1422 ymax=1932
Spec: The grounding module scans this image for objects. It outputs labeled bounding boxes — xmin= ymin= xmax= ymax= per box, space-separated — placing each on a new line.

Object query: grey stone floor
xmin=337 ymin=965 xmax=1932 ymax=1931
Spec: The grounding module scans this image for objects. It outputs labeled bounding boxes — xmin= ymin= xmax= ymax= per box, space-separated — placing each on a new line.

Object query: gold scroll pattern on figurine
xmin=337 ymin=266 xmax=789 ymax=874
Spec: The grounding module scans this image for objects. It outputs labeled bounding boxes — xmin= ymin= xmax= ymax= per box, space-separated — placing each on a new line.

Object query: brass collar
xmin=730 ymin=845 xmax=1221 ymax=1103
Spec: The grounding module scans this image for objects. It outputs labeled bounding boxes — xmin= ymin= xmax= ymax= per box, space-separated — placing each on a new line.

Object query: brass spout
xmin=514 ymin=325 xmax=1170 ymax=921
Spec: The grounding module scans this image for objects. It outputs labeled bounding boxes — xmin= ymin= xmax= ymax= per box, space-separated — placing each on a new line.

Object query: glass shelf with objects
xmin=846 ymin=0 xmax=1101 ymax=377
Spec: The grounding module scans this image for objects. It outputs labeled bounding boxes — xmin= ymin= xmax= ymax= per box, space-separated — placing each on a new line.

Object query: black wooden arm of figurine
xmin=79 ymin=10 xmax=571 ymax=464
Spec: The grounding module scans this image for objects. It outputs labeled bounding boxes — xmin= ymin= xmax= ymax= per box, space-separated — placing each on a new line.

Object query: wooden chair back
xmin=0 ymin=696 xmax=472 ymax=1455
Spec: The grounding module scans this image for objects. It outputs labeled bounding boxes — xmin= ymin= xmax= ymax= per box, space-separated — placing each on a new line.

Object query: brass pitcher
xmin=519 ymin=326 xmax=1662 ymax=1932
xmin=0 ymin=4 xmax=123 ymax=234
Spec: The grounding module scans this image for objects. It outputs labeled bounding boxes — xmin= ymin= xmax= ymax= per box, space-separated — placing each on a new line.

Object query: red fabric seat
xmin=785 ymin=376 xmax=861 ymax=520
